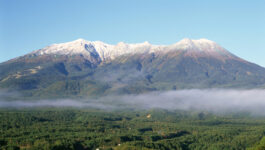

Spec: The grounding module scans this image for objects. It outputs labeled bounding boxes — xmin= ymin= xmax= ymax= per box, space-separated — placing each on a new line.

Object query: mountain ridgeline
xmin=1 ymin=38 xmax=265 ymax=98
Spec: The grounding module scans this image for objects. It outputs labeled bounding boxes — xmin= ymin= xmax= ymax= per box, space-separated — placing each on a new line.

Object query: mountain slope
xmin=1 ymin=38 xmax=265 ymax=98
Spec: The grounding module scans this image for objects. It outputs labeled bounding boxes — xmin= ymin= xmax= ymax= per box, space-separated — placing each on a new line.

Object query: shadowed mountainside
xmin=1 ymin=38 xmax=265 ymax=99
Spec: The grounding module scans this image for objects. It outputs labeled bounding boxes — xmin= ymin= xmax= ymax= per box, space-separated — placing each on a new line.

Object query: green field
xmin=1 ymin=108 xmax=265 ymax=150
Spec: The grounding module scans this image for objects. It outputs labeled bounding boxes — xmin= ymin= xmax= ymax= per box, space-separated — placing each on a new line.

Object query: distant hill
xmin=1 ymin=38 xmax=265 ymax=99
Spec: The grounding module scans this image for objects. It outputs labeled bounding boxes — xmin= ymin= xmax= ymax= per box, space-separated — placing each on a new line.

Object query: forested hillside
xmin=1 ymin=109 xmax=265 ymax=150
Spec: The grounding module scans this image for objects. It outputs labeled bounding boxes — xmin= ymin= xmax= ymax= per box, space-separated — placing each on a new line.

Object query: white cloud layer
xmin=1 ymin=89 xmax=265 ymax=115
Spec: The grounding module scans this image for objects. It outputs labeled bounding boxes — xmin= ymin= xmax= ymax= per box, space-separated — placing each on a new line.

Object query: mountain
xmin=1 ymin=38 xmax=265 ymax=99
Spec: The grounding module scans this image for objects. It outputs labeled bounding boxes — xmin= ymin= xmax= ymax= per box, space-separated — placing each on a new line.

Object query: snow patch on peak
xmin=116 ymin=42 xmax=127 ymax=47
xmin=192 ymin=39 xmax=223 ymax=51
xmin=142 ymin=41 xmax=151 ymax=45
xmin=176 ymin=38 xmax=215 ymax=46
xmin=174 ymin=38 xmax=195 ymax=49
xmin=60 ymin=38 xmax=91 ymax=46
xmin=73 ymin=38 xmax=87 ymax=42
xmin=193 ymin=39 xmax=217 ymax=48
xmin=174 ymin=38 xmax=224 ymax=51
xmin=179 ymin=38 xmax=193 ymax=43
xmin=195 ymin=38 xmax=215 ymax=43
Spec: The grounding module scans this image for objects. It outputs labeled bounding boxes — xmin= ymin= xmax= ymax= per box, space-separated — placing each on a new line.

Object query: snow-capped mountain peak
xmin=174 ymin=38 xmax=219 ymax=50
xmin=31 ymin=38 xmax=233 ymax=61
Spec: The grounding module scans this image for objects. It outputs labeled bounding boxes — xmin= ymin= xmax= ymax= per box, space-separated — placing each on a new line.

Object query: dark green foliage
xmin=138 ymin=128 xmax=153 ymax=133
xmin=1 ymin=109 xmax=265 ymax=150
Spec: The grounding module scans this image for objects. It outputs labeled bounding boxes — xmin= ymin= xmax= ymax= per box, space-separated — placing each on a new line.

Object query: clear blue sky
xmin=1 ymin=0 xmax=265 ymax=66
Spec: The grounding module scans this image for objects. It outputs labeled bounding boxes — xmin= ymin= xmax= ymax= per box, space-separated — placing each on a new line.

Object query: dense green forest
xmin=1 ymin=108 xmax=265 ymax=150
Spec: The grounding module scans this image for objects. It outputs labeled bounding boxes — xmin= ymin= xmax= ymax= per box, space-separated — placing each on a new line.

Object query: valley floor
xmin=1 ymin=108 xmax=265 ymax=150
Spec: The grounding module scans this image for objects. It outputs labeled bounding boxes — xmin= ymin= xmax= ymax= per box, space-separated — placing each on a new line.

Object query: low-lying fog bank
xmin=1 ymin=89 xmax=265 ymax=115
